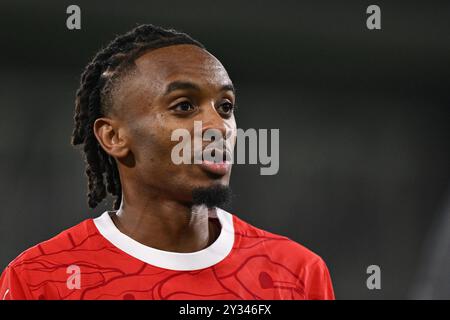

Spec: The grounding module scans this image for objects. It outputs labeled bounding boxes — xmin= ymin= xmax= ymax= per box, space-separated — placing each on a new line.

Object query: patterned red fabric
xmin=0 ymin=213 xmax=334 ymax=300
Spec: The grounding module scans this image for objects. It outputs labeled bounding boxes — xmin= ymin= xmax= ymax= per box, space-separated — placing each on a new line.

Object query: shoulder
xmin=6 ymin=218 xmax=100 ymax=270
xmin=233 ymin=211 xmax=322 ymax=263
xmin=228 ymin=211 xmax=335 ymax=299
xmin=231 ymin=213 xmax=325 ymax=267
xmin=0 ymin=218 xmax=103 ymax=299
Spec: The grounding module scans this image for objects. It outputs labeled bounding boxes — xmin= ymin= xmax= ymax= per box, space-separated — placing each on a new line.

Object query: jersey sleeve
xmin=0 ymin=266 xmax=34 ymax=300
xmin=304 ymin=258 xmax=335 ymax=300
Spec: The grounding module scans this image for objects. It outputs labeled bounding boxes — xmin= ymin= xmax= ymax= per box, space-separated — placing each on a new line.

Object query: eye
xmin=172 ymin=101 xmax=196 ymax=113
xmin=217 ymin=102 xmax=235 ymax=116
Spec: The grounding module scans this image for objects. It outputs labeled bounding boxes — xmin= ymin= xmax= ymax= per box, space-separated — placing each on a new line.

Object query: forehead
xmin=133 ymin=44 xmax=231 ymax=90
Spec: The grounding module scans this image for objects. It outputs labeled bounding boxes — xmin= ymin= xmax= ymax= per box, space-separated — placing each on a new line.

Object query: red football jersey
xmin=0 ymin=208 xmax=335 ymax=300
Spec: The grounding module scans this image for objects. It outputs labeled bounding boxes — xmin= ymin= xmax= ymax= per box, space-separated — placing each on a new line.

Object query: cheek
xmin=131 ymin=113 xmax=195 ymax=171
xmin=126 ymin=114 xmax=173 ymax=164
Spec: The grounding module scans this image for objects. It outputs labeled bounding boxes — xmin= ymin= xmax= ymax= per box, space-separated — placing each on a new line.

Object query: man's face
xmin=112 ymin=44 xmax=237 ymax=203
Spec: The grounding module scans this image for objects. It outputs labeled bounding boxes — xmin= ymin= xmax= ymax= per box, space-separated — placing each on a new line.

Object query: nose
xmin=201 ymin=102 xmax=234 ymax=141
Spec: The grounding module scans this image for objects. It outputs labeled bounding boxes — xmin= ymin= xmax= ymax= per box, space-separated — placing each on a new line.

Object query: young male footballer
xmin=0 ymin=24 xmax=334 ymax=300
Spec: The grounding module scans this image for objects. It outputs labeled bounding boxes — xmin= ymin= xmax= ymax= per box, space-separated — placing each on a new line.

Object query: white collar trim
xmin=93 ymin=208 xmax=235 ymax=271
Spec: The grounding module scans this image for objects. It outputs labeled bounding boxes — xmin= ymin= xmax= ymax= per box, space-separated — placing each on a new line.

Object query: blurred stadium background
xmin=0 ymin=0 xmax=449 ymax=299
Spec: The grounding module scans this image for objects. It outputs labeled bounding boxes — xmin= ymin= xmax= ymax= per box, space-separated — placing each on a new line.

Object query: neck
xmin=110 ymin=184 xmax=220 ymax=253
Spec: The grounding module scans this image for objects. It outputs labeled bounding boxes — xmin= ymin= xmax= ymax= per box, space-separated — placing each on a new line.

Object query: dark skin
xmin=93 ymin=44 xmax=237 ymax=253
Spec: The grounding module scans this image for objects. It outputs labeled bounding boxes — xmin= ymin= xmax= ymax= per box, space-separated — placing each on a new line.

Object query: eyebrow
xmin=163 ymin=81 xmax=235 ymax=96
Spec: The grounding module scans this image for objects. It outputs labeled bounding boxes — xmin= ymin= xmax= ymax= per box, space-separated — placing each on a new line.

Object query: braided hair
xmin=71 ymin=24 xmax=205 ymax=210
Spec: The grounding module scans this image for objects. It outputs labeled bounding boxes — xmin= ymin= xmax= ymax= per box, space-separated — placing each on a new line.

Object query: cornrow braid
xmin=71 ymin=24 xmax=205 ymax=210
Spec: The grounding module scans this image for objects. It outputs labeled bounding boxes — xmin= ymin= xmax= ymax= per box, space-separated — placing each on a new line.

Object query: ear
xmin=93 ymin=117 xmax=129 ymax=159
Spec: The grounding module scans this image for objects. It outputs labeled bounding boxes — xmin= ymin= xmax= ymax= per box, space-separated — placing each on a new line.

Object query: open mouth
xmin=198 ymin=148 xmax=232 ymax=176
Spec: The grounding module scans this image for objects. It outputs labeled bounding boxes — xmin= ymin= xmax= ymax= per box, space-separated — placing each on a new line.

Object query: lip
xmin=199 ymin=160 xmax=231 ymax=176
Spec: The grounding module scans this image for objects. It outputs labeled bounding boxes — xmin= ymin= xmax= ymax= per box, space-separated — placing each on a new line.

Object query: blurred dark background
xmin=0 ymin=0 xmax=449 ymax=299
